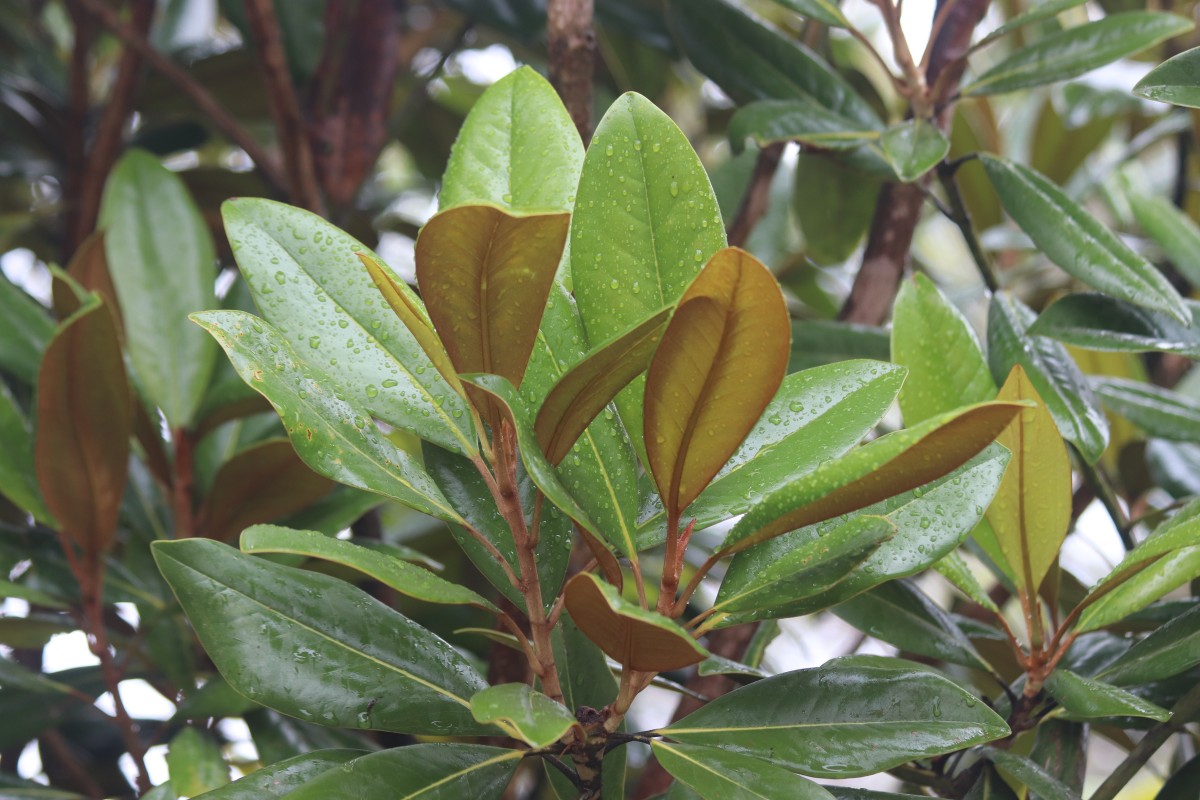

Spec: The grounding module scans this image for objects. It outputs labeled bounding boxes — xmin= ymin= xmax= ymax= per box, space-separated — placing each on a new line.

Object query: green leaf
xmin=892 ymin=274 xmax=996 ymax=426
xmin=0 ymin=379 xmax=50 ymax=523
xmin=35 ymin=299 xmax=130 ymax=552
xmin=167 ymin=728 xmax=229 ymax=796
xmin=240 ymin=525 xmax=497 ymax=611
xmin=965 ymin=765 xmax=1021 ymax=800
xmin=553 ymin=610 xmax=619 ymax=711
xmin=833 ymin=580 xmax=991 ymax=670
xmin=652 ymin=740 xmax=836 ymax=800
xmin=980 ymin=156 xmax=1189 ymax=324
xmin=1097 ymin=603 xmax=1200 ymax=685
xmin=192 ymin=750 xmax=363 ymax=799
xmin=639 ymin=360 xmax=906 ymax=548
xmin=470 ymin=684 xmax=579 ymax=748
xmin=988 ymin=292 xmax=1109 ymax=463
xmin=1092 ymin=377 xmax=1200 ymax=441
xmin=972 ymin=0 xmax=1089 ymax=49
xmin=0 ymin=273 xmax=54 ymax=384
xmin=645 ymin=248 xmax=790 ymax=517
xmin=1126 ymin=191 xmax=1200 ymax=287
xmin=771 ymin=0 xmax=850 ymax=28
xmin=1134 ymin=46 xmax=1200 ymax=109
xmin=720 ymin=401 xmax=1023 ymax=555
xmin=99 ymin=149 xmax=217 ymax=427
xmin=963 ymin=13 xmax=1193 ymax=96
xmin=880 ymin=120 xmax=950 ymax=183
xmin=668 ymin=0 xmax=881 ymax=127
xmin=1155 ymin=754 xmax=1200 ymax=800
xmin=1029 ymin=295 xmax=1200 ymax=357
xmin=982 ymin=749 xmax=1080 ymax=800
xmin=793 ymin=154 xmax=885 ymax=265
xmin=1043 ymin=669 xmax=1171 ymax=721
xmin=728 ymin=100 xmax=878 ymax=153
xmin=564 ymin=572 xmax=709 ymax=671
xmin=440 ymin=66 xmax=584 ymax=214
xmin=193 ymin=311 xmax=462 ymax=523
xmin=282 ymin=744 xmax=520 ymax=800
xmin=661 ymin=656 xmax=1009 ymax=778
xmin=790 ymin=320 xmax=890 ymax=371
xmin=935 ymin=551 xmax=1000 ymax=614
xmin=222 ymin=198 xmax=475 ymax=455
xmin=152 ymin=539 xmax=494 ymax=736
xmin=571 ymin=92 xmax=726 ymax=464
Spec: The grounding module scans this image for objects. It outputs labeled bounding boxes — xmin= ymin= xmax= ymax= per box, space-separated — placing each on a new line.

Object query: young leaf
xmin=571 ymin=92 xmax=726 ymax=462
xmin=935 ymin=551 xmax=1001 ymax=613
xmin=1092 ymin=377 xmax=1200 ymax=441
xmin=1097 ymin=604 xmax=1200 ymax=685
xmin=415 ymin=205 xmax=569 ymax=397
xmin=190 ymin=750 xmax=363 ymax=799
xmin=891 ymin=274 xmax=996 ymax=426
xmin=563 ymin=572 xmax=709 ymax=671
xmin=1134 ymin=45 xmax=1200 ymax=110
xmin=980 ymin=155 xmax=1190 ymax=324
xmin=963 ymin=13 xmax=1193 ymax=96
xmin=651 ymin=740 xmax=836 ymax=800
xmin=987 ymin=366 xmax=1072 ymax=593
xmin=280 ymin=745 xmax=521 ymax=800
xmin=1126 ymin=191 xmax=1200 ymax=287
xmin=645 ymin=248 xmax=790 ymax=518
xmin=880 ymin=120 xmax=950 ymax=183
xmin=100 ymin=149 xmax=218 ymax=427
xmin=1043 ymin=669 xmax=1171 ymax=722
xmin=988 ymin=293 xmax=1109 ymax=463
xmin=440 ymin=66 xmax=584 ymax=214
xmin=535 ymin=308 xmax=670 ymax=466
xmin=720 ymin=401 xmax=1024 ymax=555
xmin=661 ymin=656 xmax=1009 ymax=777
xmin=470 ymin=684 xmax=579 ymax=749
xmin=239 ymin=525 xmax=497 ymax=611
xmin=35 ymin=299 xmax=130 ymax=553
xmin=193 ymin=311 xmax=463 ymax=524
xmin=728 ymin=99 xmax=878 ymax=154
xmin=153 ymin=539 xmax=495 ymax=736
xmin=1029 ymin=295 xmax=1200 ymax=357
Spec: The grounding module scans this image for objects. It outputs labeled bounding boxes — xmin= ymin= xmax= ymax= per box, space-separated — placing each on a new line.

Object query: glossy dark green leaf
xmin=834 ymin=580 xmax=990 ymax=670
xmin=892 ymin=274 xmax=996 ymax=426
xmin=728 ymin=100 xmax=877 ymax=153
xmin=193 ymin=311 xmax=461 ymax=523
xmin=470 ymin=684 xmax=578 ymax=749
xmin=982 ymin=749 xmax=1080 ymax=800
xmin=963 ymin=14 xmax=1192 ymax=96
xmin=965 ymin=765 xmax=1021 ymax=800
xmin=668 ymin=0 xmax=880 ymax=127
xmin=35 ymin=299 xmax=130 ymax=553
xmin=661 ymin=656 xmax=1009 ymax=777
xmin=1134 ymin=46 xmax=1200 ymax=110
xmin=1043 ymin=669 xmax=1171 ymax=721
xmin=988 ymin=292 xmax=1109 ymax=463
xmin=771 ymin=0 xmax=849 ymax=27
xmin=638 ymin=361 xmax=904 ymax=548
xmin=571 ymin=92 xmax=726 ymax=462
xmin=972 ymin=0 xmax=1088 ymax=49
xmin=793 ymin=154 xmax=883 ymax=265
xmin=1127 ymin=191 xmax=1200 ymax=287
xmin=100 ymin=149 xmax=217 ymax=427
xmin=222 ymin=199 xmax=475 ymax=455
xmin=1155 ymin=754 xmax=1200 ymax=800
xmin=1097 ymin=604 xmax=1200 ymax=685
xmin=0 ymin=380 xmax=49 ymax=523
xmin=192 ymin=750 xmax=363 ymax=799
xmin=1029 ymin=295 xmax=1200 ymax=357
xmin=153 ymin=539 xmax=495 ymax=735
xmin=880 ymin=120 xmax=950 ymax=183
xmin=935 ymin=550 xmax=1001 ymax=613
xmin=790 ymin=320 xmax=890 ymax=371
xmin=981 ymin=156 xmax=1189 ymax=324
xmin=652 ymin=741 xmax=836 ymax=800
xmin=1029 ymin=720 xmax=1086 ymax=799
xmin=553 ymin=610 xmax=620 ymax=711
xmin=240 ymin=525 xmax=497 ymax=611
xmin=440 ymin=66 xmax=583 ymax=213
xmin=1092 ymin=377 xmax=1200 ymax=441
xmin=282 ymin=744 xmax=520 ymax=800
xmin=721 ymin=401 xmax=1023 ymax=555
xmin=697 ymin=655 xmax=769 ymax=682
xmin=645 ymin=248 xmax=790 ymax=517
xmin=167 ymin=727 xmax=229 ymax=796
xmin=1147 ymin=439 xmax=1200 ymax=498
xmin=0 ymin=272 xmax=53 ymax=384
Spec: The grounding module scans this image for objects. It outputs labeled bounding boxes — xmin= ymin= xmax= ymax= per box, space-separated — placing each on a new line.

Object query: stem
xmin=1074 ymin=451 xmax=1133 ymax=549
xmin=547 ymin=0 xmax=595 ymax=142
xmin=873 ymin=0 xmax=928 ymax=113
xmin=937 ymin=163 xmax=1000 ymax=292
xmin=673 ymin=551 xmax=723 ymax=617
xmin=1089 ymin=681 xmax=1200 ymax=800
xmin=658 ymin=510 xmax=681 ymax=615
xmin=727 ymin=142 xmax=785 ymax=247
xmin=172 ymin=427 xmax=195 ymax=538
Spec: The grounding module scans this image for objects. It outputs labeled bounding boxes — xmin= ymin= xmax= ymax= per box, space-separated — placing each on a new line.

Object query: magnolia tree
xmin=4 ymin=1 xmax=1200 ymax=799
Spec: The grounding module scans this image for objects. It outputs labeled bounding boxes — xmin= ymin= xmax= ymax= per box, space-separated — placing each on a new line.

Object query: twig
xmin=727 ymin=142 xmax=785 ymax=248
xmin=547 ymin=0 xmax=596 ymax=142
xmin=172 ymin=427 xmax=195 ymax=538
xmin=74 ymin=0 xmax=289 ymax=195
xmin=937 ymin=163 xmax=1000 ymax=292
xmin=1073 ymin=448 xmax=1133 ymax=549
xmin=243 ymin=0 xmax=323 ymax=213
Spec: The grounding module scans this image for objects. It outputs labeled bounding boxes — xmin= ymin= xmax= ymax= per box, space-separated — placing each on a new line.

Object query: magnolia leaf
xmin=1097 ymin=604 xmax=1200 ymax=685
xmin=728 ymin=99 xmax=877 ymax=154
xmin=0 ymin=380 xmax=50 ymax=524
xmin=771 ymin=0 xmax=850 ymax=28
xmin=1134 ymin=45 xmax=1200 ymax=110
xmin=281 ymin=745 xmax=521 ymax=800
xmin=646 ymin=248 xmax=790 ymax=518
xmin=652 ymin=740 xmax=836 ymax=800
xmin=563 ymin=572 xmax=708 ymax=671
xmin=168 ymin=727 xmax=230 ymax=796
xmin=1029 ymin=295 xmax=1200 ymax=357
xmin=972 ymin=0 xmax=1088 ymax=49
xmin=1126 ymin=192 xmax=1200 ymax=287
xmin=1043 ymin=669 xmax=1171 ymax=722
xmin=1092 ymin=377 xmax=1200 ymax=441
xmin=190 ymin=750 xmax=363 ymax=799
xmin=469 ymin=684 xmax=579 ymax=749
xmin=880 ymin=119 xmax=950 ymax=182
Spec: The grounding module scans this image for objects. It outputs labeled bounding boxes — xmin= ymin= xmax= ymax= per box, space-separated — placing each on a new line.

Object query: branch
xmin=243 ymin=0 xmax=324 ymax=213
xmin=1089 ymin=681 xmax=1200 ymax=800
xmin=74 ymin=0 xmax=290 ymax=195
xmin=727 ymin=142 xmax=785 ymax=248
xmin=547 ymin=0 xmax=596 ymax=142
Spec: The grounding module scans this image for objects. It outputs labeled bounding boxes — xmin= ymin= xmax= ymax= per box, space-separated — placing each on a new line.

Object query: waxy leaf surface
xmin=1043 ymin=669 xmax=1171 ymax=721
xmin=645 ymin=248 xmax=789 ymax=517
xmin=1097 ymin=603 xmax=1200 ymax=685
xmin=728 ymin=100 xmax=877 ymax=153
xmin=153 ymin=539 xmax=494 ymax=735
xmin=972 ymin=0 xmax=1088 ymax=49
xmin=880 ymin=120 xmax=950 ymax=182
xmin=652 ymin=740 xmax=836 ymax=800
xmin=1092 ymin=377 xmax=1200 ymax=441
xmin=0 ymin=272 xmax=53 ymax=384
xmin=0 ymin=381 xmax=50 ymax=523
xmin=1029 ymin=294 xmax=1200 ymax=357
xmin=1127 ymin=191 xmax=1200 ymax=287
xmin=470 ymin=684 xmax=579 ymax=749
xmin=192 ymin=750 xmax=363 ymax=799
xmin=1133 ymin=45 xmax=1200 ymax=109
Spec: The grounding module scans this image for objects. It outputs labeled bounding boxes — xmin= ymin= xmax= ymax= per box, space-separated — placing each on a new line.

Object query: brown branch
xmin=62 ymin=0 xmax=97 ymax=254
xmin=727 ymin=142 xmax=785 ymax=248
xmin=74 ymin=0 xmax=290 ymax=195
xmin=547 ymin=0 xmax=596 ymax=142
xmin=243 ymin=0 xmax=324 ymax=213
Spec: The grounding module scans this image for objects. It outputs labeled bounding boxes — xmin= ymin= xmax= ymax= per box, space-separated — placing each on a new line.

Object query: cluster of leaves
xmin=4 ymin=1 xmax=1200 ymax=799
